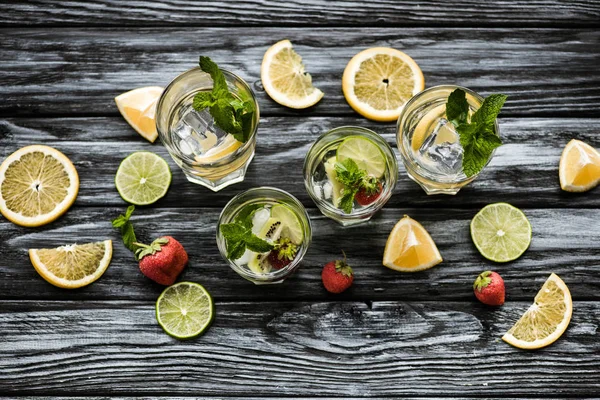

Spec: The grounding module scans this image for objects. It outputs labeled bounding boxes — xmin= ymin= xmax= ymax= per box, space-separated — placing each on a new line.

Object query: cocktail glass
xmin=303 ymin=126 xmax=398 ymax=226
xmin=397 ymin=85 xmax=499 ymax=195
xmin=156 ymin=67 xmax=259 ymax=192
xmin=216 ymin=187 xmax=312 ymax=284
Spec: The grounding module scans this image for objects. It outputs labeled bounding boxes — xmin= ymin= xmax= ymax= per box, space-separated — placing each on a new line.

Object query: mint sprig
xmin=220 ymin=205 xmax=274 ymax=260
xmin=112 ymin=205 xmax=137 ymax=252
xmin=334 ymin=159 xmax=380 ymax=213
xmin=193 ymin=56 xmax=255 ymax=143
xmin=446 ymin=89 xmax=507 ymax=177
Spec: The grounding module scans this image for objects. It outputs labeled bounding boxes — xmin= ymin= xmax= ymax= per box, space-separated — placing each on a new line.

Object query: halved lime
xmin=336 ymin=136 xmax=386 ymax=178
xmin=471 ymin=203 xmax=532 ymax=262
xmin=271 ymin=204 xmax=303 ymax=244
xmin=115 ymin=152 xmax=171 ymax=205
xmin=156 ymin=282 xmax=214 ymax=339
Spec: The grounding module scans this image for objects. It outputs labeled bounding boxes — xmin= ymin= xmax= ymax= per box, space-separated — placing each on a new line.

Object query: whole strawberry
xmin=135 ymin=236 xmax=188 ymax=285
xmin=356 ymin=180 xmax=383 ymax=206
xmin=321 ymin=255 xmax=354 ymax=294
xmin=473 ymin=271 xmax=505 ymax=306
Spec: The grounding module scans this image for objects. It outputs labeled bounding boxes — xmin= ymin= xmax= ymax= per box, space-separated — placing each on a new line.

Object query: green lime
xmin=470 ymin=203 xmax=532 ymax=263
xmin=156 ymin=282 xmax=214 ymax=339
xmin=115 ymin=152 xmax=171 ymax=205
xmin=271 ymin=204 xmax=303 ymax=244
xmin=336 ymin=136 xmax=386 ymax=178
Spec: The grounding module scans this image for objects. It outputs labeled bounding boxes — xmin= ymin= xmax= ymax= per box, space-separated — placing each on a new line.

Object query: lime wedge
xmin=156 ymin=282 xmax=214 ymax=339
xmin=115 ymin=152 xmax=171 ymax=205
xmin=271 ymin=204 xmax=303 ymax=244
xmin=336 ymin=136 xmax=386 ymax=178
xmin=470 ymin=203 xmax=532 ymax=262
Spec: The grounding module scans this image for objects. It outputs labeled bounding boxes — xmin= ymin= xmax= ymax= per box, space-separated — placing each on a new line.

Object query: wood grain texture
xmin=2 ymin=1 xmax=599 ymax=27
xmin=2 ymin=116 xmax=599 ymax=209
xmin=0 ymin=300 xmax=597 ymax=396
xmin=1 ymin=28 xmax=599 ymax=117
xmin=1 ymin=207 xmax=598 ymax=301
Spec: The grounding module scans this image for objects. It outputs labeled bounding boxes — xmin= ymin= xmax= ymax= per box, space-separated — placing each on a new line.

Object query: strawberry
xmin=134 ymin=236 xmax=188 ymax=286
xmin=321 ymin=255 xmax=354 ymax=294
xmin=356 ymin=179 xmax=382 ymax=206
xmin=473 ymin=270 xmax=505 ymax=306
xmin=267 ymin=237 xmax=298 ymax=270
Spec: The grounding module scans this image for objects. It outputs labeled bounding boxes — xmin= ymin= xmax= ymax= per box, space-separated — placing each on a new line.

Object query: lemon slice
xmin=0 ymin=145 xmax=79 ymax=227
xmin=29 ymin=240 xmax=113 ymax=289
xmin=502 ymin=273 xmax=572 ymax=350
xmin=196 ymin=135 xmax=243 ymax=163
xmin=343 ymin=47 xmax=425 ymax=122
xmin=115 ymin=86 xmax=164 ymax=143
xmin=559 ymin=139 xmax=600 ymax=192
xmin=383 ymin=215 xmax=442 ymax=272
xmin=261 ymin=39 xmax=324 ymax=109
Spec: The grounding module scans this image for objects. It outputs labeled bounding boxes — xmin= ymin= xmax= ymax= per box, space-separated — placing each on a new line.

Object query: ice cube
xmin=418 ymin=118 xmax=463 ymax=174
xmin=322 ymin=181 xmax=333 ymax=200
xmin=173 ymin=108 xmax=231 ymax=156
xmin=251 ymin=207 xmax=271 ymax=234
xmin=236 ymin=249 xmax=252 ymax=265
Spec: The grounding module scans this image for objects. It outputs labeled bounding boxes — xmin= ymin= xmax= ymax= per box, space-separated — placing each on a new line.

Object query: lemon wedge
xmin=559 ymin=139 xmax=600 ymax=192
xmin=115 ymin=86 xmax=164 ymax=142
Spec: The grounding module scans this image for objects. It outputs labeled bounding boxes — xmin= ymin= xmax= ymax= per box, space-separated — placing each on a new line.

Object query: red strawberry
xmin=135 ymin=236 xmax=188 ymax=286
xmin=356 ymin=180 xmax=383 ymax=206
xmin=321 ymin=256 xmax=354 ymax=294
xmin=473 ymin=271 xmax=505 ymax=306
xmin=267 ymin=237 xmax=298 ymax=270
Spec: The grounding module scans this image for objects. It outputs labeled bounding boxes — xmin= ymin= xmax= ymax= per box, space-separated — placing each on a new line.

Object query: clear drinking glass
xmin=156 ymin=67 xmax=259 ymax=192
xmin=216 ymin=187 xmax=312 ymax=284
xmin=303 ymin=126 xmax=398 ymax=226
xmin=397 ymin=85 xmax=499 ymax=195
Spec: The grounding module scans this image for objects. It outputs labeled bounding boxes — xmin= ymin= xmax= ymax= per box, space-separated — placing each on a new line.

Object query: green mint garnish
xmin=220 ymin=204 xmax=274 ymax=260
xmin=193 ymin=56 xmax=255 ymax=143
xmin=446 ymin=89 xmax=507 ymax=177
xmin=334 ymin=158 xmax=381 ymax=214
xmin=112 ymin=205 xmax=137 ymax=253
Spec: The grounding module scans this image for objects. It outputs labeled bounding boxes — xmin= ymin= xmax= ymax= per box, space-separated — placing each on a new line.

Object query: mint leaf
xmin=335 ymin=159 xmax=365 ymax=187
xmin=211 ymin=100 xmax=242 ymax=135
xmin=220 ymin=221 xmax=274 ymax=260
xmin=339 ymin=187 xmax=358 ymax=214
xmin=112 ymin=206 xmax=138 ymax=253
xmin=471 ymin=94 xmax=507 ymax=129
xmin=235 ymin=204 xmax=262 ymax=229
xmin=193 ymin=91 xmax=214 ymax=111
xmin=446 ymin=88 xmax=469 ymax=126
xmin=199 ymin=56 xmax=227 ymax=95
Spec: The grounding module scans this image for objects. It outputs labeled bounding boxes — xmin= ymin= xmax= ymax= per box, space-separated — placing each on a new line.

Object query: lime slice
xmin=271 ymin=204 xmax=303 ymax=244
xmin=470 ymin=203 xmax=532 ymax=262
xmin=336 ymin=136 xmax=386 ymax=178
xmin=156 ymin=282 xmax=214 ymax=339
xmin=115 ymin=152 xmax=171 ymax=205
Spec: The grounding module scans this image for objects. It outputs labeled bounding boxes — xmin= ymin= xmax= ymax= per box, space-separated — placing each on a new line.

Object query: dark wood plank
xmin=1 ymin=207 xmax=598 ymax=301
xmin=1 ymin=28 xmax=599 ymax=117
xmin=0 ymin=300 xmax=597 ymax=396
xmin=2 ymin=1 xmax=599 ymax=27
xmin=2 ymin=116 xmax=599 ymax=209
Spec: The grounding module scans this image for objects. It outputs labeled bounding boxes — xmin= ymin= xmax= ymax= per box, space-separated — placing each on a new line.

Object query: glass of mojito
xmin=216 ymin=187 xmax=312 ymax=284
xmin=303 ymin=126 xmax=398 ymax=226
xmin=397 ymin=85 xmax=505 ymax=195
xmin=156 ymin=57 xmax=259 ymax=192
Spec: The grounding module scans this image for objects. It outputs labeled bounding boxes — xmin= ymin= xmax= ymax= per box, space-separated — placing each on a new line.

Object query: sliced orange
xmin=115 ymin=86 xmax=164 ymax=143
xmin=383 ymin=215 xmax=442 ymax=272
xmin=559 ymin=139 xmax=600 ymax=192
xmin=343 ymin=47 xmax=425 ymax=122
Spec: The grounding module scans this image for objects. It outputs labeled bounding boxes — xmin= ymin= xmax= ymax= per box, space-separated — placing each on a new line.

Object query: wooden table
xmin=1 ymin=1 xmax=599 ymax=398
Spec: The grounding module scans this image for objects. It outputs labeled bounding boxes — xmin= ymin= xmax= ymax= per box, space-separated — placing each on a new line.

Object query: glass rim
xmin=156 ymin=66 xmax=260 ymax=168
xmin=216 ymin=186 xmax=312 ymax=282
xmin=303 ymin=126 xmax=398 ymax=220
xmin=396 ymin=85 xmax=498 ymax=184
